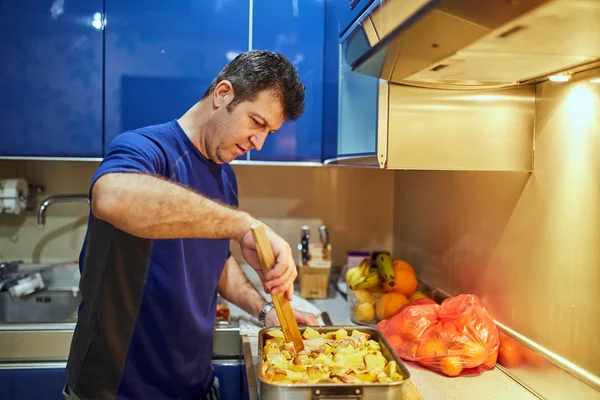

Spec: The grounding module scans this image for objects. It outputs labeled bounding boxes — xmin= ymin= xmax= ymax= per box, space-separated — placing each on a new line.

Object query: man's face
xmin=205 ymin=81 xmax=284 ymax=164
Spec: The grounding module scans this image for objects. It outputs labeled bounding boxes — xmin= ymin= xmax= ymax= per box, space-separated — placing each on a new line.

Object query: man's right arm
xmin=92 ymin=171 xmax=298 ymax=300
xmin=92 ymin=172 xmax=255 ymax=242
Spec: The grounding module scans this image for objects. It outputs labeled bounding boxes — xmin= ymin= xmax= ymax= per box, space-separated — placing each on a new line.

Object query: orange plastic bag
xmin=376 ymin=294 xmax=499 ymax=377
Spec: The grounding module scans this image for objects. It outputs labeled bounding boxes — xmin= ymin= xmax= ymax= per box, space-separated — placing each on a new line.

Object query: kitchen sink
xmin=0 ymin=262 xmax=81 ymax=323
xmin=213 ymin=320 xmax=242 ymax=359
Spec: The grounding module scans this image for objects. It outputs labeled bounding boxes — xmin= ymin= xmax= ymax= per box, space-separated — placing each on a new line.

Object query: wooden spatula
xmin=251 ymin=223 xmax=305 ymax=352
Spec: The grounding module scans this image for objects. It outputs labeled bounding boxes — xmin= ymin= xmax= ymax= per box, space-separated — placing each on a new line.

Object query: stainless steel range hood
xmin=343 ymin=0 xmax=600 ymax=89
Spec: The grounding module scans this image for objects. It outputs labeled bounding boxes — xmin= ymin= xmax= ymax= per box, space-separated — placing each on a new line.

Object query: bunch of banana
xmin=375 ymin=253 xmax=395 ymax=287
xmin=345 ymin=258 xmax=382 ymax=290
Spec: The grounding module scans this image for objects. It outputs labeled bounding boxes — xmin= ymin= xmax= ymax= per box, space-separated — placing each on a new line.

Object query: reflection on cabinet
xmin=1 ymin=1 xmax=329 ymax=163
xmin=339 ymin=0 xmax=378 ymax=37
xmin=247 ymin=0 xmax=325 ymax=162
xmin=336 ymin=48 xmax=379 ymax=158
xmin=0 ymin=0 xmax=103 ymax=157
xmin=103 ymin=0 xmax=249 ymax=148
xmin=323 ymin=0 xmax=379 ymax=163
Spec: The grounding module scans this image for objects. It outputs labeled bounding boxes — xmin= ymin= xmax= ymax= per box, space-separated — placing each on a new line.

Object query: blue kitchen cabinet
xmin=213 ymin=361 xmax=250 ymax=400
xmin=322 ymin=0 xmax=343 ymax=161
xmin=0 ymin=0 xmax=104 ymax=157
xmin=0 ymin=363 xmax=248 ymax=400
xmin=0 ymin=366 xmax=66 ymax=399
xmin=339 ymin=0 xmax=378 ymax=37
xmin=323 ymin=0 xmax=380 ymax=161
xmin=249 ymin=0 xmax=325 ymax=162
xmin=103 ymin=0 xmax=249 ymax=151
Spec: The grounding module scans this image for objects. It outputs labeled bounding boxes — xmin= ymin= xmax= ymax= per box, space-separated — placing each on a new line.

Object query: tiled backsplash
xmin=0 ymin=161 xmax=395 ymax=268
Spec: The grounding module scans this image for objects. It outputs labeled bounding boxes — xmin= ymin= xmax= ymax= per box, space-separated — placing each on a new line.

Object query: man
xmin=64 ymin=50 xmax=319 ymax=400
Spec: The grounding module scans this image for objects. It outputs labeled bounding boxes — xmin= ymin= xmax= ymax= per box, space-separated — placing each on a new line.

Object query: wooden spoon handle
xmin=250 ymin=223 xmax=304 ymax=352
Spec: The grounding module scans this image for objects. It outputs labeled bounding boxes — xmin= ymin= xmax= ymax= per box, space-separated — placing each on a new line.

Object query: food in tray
xmin=259 ymin=327 xmax=405 ymax=385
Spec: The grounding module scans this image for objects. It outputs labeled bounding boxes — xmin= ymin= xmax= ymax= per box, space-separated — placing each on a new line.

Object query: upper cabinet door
xmin=338 ymin=0 xmax=377 ymax=37
xmin=336 ymin=41 xmax=379 ymax=157
xmin=250 ymin=0 xmax=325 ymax=162
xmin=0 ymin=0 xmax=104 ymax=157
xmin=323 ymin=0 xmax=379 ymax=161
xmin=104 ymin=0 xmax=249 ymax=148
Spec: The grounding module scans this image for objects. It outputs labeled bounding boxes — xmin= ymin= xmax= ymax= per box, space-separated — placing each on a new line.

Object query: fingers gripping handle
xmin=250 ymin=223 xmax=304 ymax=352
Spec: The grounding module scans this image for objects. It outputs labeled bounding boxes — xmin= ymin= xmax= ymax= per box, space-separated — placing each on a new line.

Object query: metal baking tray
xmin=256 ymin=325 xmax=411 ymax=400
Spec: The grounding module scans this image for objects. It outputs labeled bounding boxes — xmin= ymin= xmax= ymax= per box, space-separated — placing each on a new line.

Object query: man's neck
xmin=177 ymin=100 xmax=211 ymax=160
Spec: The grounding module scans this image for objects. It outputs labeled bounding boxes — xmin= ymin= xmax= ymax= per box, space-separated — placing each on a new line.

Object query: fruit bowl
xmin=345 ymin=255 xmax=437 ymax=326
xmin=349 ymin=288 xmax=382 ymax=326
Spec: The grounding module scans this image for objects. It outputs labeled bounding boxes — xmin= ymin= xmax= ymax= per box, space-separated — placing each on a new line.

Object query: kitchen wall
xmin=0 ymin=162 xmax=395 ymax=268
xmin=391 ymin=73 xmax=600 ymax=387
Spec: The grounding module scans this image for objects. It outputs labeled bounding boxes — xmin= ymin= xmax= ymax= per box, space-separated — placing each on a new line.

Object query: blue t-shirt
xmin=66 ymin=120 xmax=238 ymax=400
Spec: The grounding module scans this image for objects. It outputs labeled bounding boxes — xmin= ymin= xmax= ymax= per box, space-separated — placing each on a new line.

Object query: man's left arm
xmin=218 ymin=255 xmax=319 ymax=327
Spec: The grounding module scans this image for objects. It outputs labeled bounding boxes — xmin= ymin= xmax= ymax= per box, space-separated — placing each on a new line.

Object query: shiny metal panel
xmin=497 ymin=323 xmax=600 ymax=400
xmin=345 ymin=0 xmax=600 ymax=88
xmin=0 ymin=327 xmax=74 ymax=362
xmin=243 ymin=339 xmax=259 ymax=400
xmin=382 ymin=83 xmax=535 ymax=171
xmin=391 ymin=67 xmax=600 ymax=398
xmin=377 ymin=83 xmax=389 ymax=168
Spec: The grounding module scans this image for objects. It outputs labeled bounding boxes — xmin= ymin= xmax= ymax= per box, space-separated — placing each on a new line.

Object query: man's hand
xmin=264 ymin=307 xmax=319 ymax=328
xmin=240 ymin=224 xmax=298 ymax=301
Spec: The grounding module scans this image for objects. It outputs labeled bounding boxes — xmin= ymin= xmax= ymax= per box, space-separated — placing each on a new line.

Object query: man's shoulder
xmin=117 ymin=120 xmax=177 ymax=142
xmin=106 ymin=120 xmax=181 ymax=156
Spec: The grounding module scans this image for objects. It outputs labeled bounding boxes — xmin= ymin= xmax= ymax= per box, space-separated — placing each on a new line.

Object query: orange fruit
xmin=375 ymin=293 xmax=409 ymax=320
xmin=392 ymin=259 xmax=415 ymax=274
xmin=439 ymin=356 xmax=463 ymax=377
xmin=497 ymin=333 xmax=522 ymax=368
xmin=456 ymin=341 xmax=486 ymax=368
xmin=417 ymin=339 xmax=448 ymax=359
xmin=384 ymin=268 xmax=418 ymax=297
xmin=483 ymin=350 xmax=498 ymax=368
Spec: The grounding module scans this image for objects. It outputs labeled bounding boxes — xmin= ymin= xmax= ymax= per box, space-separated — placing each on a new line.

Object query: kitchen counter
xmin=0 ymin=264 xmax=541 ymax=399
xmin=239 ymin=267 xmax=539 ymax=400
xmin=242 ymin=334 xmax=538 ymax=400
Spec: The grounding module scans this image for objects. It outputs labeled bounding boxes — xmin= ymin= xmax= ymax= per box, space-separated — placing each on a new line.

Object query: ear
xmin=213 ymin=80 xmax=235 ymax=108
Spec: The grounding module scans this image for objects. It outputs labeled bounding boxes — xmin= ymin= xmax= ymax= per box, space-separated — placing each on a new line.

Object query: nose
xmin=249 ymin=133 xmax=268 ymax=152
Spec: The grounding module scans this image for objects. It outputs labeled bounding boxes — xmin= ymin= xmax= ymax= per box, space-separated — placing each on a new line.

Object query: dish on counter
xmin=258 ymin=326 xmax=407 ymax=385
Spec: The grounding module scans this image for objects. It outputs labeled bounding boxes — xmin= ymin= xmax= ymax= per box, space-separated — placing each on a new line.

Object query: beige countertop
xmin=242 ymin=335 xmax=538 ymax=400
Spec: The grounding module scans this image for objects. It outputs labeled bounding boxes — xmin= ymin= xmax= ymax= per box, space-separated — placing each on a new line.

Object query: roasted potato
xmin=260 ymin=328 xmax=405 ymax=385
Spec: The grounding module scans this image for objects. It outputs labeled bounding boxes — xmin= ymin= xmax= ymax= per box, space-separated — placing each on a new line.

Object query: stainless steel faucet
xmin=37 ymin=194 xmax=90 ymax=225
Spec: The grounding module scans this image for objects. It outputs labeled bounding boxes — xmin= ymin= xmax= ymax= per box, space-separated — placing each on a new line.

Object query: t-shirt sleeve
xmin=89 ymin=131 xmax=167 ymax=199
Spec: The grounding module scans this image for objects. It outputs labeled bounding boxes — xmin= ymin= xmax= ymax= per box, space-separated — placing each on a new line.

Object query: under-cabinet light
xmin=548 ymin=74 xmax=571 ymax=83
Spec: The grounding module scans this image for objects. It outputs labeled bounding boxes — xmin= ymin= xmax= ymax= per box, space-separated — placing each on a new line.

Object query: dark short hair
xmin=203 ymin=50 xmax=306 ymax=121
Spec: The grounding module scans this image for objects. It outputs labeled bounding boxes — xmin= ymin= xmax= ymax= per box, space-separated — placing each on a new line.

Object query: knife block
xmin=298 ymin=243 xmax=332 ymax=299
